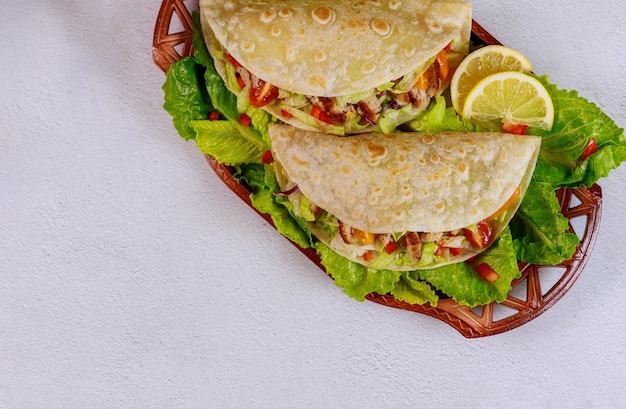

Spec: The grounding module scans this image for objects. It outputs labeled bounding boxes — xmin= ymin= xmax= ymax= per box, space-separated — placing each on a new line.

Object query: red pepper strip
xmin=310 ymin=106 xmax=333 ymax=124
xmin=280 ymin=109 xmax=293 ymax=119
xmin=502 ymin=122 xmax=528 ymax=135
xmin=580 ymin=138 xmax=598 ymax=163
xmin=236 ymin=75 xmax=246 ymax=90
xmin=225 ymin=53 xmax=241 ymax=68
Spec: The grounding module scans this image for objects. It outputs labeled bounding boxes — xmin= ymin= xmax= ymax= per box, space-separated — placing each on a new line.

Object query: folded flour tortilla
xmin=199 ymin=0 xmax=472 ymax=134
xmin=268 ymin=124 xmax=541 ymax=270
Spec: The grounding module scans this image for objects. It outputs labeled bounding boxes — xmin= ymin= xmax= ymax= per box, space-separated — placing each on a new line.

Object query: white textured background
xmin=1 ymin=0 xmax=625 ymax=408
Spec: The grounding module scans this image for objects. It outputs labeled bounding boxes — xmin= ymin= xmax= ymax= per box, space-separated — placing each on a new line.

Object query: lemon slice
xmin=451 ymin=45 xmax=533 ymax=114
xmin=462 ymin=71 xmax=554 ymax=130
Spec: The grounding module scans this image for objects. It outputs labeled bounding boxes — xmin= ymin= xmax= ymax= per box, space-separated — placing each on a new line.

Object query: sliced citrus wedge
xmin=462 ymin=71 xmax=554 ymax=130
xmin=451 ymin=45 xmax=533 ymax=115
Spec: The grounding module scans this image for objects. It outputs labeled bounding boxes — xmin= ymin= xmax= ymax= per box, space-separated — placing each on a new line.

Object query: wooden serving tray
xmin=152 ymin=0 xmax=603 ymax=338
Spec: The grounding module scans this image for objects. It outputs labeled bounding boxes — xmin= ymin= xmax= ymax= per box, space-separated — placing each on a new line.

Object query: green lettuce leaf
xmin=191 ymin=12 xmax=211 ymax=68
xmin=530 ymin=75 xmax=626 ymax=188
xmin=191 ymin=119 xmax=265 ymax=165
xmin=405 ymin=96 xmax=491 ymax=133
xmin=162 ymin=57 xmax=213 ymax=141
xmin=233 ymin=164 xmax=312 ymax=249
xmin=316 ymin=242 xmax=401 ymax=302
xmin=417 ymin=227 xmax=520 ymax=307
xmin=510 ymin=180 xmax=580 ymax=265
xmin=390 ymin=273 xmax=439 ymax=307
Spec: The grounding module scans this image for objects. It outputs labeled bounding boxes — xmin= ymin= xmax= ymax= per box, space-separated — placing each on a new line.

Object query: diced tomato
xmin=443 ymin=41 xmax=453 ymax=52
xmin=280 ymin=109 xmax=293 ymax=119
xmin=486 ymin=185 xmax=521 ymax=221
xmin=238 ymin=113 xmax=252 ymax=126
xmin=463 ymin=220 xmax=494 ymax=249
xmin=362 ymin=250 xmax=374 ymax=262
xmin=434 ymin=245 xmax=444 ymax=257
xmin=208 ymin=111 xmax=221 ymax=121
xmin=474 ymin=262 xmax=500 ymax=283
xmin=310 ymin=106 xmax=333 ymax=124
xmin=261 ymin=150 xmax=273 ymax=164
xmin=250 ymin=79 xmax=279 ymax=108
xmin=449 ymin=247 xmax=463 ymax=256
xmin=384 ymin=241 xmax=398 ymax=254
xmin=502 ymin=122 xmax=528 ymax=135
xmin=580 ymin=138 xmax=598 ymax=163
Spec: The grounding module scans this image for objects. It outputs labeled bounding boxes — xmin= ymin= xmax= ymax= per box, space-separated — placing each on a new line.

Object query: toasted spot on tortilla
xmin=312 ymin=7 xmax=335 ymax=25
xmin=426 ymin=18 xmax=443 ymax=33
xmin=260 ymin=10 xmax=277 ymax=23
xmin=271 ymin=26 xmax=282 ymax=36
xmin=392 ymin=209 xmax=405 ymax=220
xmin=388 ymin=0 xmax=402 ymax=10
xmin=278 ymin=8 xmax=293 ymax=18
xmin=430 ymin=154 xmax=440 ymax=164
xmin=404 ymin=45 xmax=416 ymax=58
xmin=371 ymin=19 xmax=392 ymax=37
xmin=292 ymin=155 xmax=310 ymax=167
xmin=342 ymin=166 xmax=350 ymax=175
xmin=315 ymin=51 xmax=328 ymax=62
xmin=366 ymin=142 xmax=388 ymax=164
xmin=458 ymin=162 xmax=468 ymax=173
xmin=422 ymin=134 xmax=435 ymax=144
xmin=362 ymin=61 xmax=376 ymax=74
xmin=308 ymin=74 xmax=327 ymax=90
xmin=241 ymin=40 xmax=256 ymax=53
